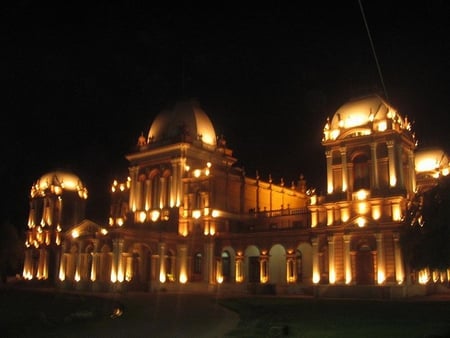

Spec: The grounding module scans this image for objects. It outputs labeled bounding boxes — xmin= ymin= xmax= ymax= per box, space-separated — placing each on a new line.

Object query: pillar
xmin=129 ymin=166 xmax=139 ymax=212
xmin=326 ymin=150 xmax=333 ymax=194
xmin=260 ymin=253 xmax=269 ymax=283
xmin=205 ymin=241 xmax=215 ymax=284
xmin=312 ymin=237 xmax=320 ymax=284
xmin=58 ymin=241 xmax=67 ymax=281
xmin=340 ymin=147 xmax=348 ymax=192
xmin=327 ymin=235 xmax=336 ymax=284
xmin=112 ymin=239 xmax=124 ymax=282
xmin=393 ymin=233 xmax=404 ymax=284
xmin=90 ymin=239 xmax=99 ymax=282
xmin=396 ymin=143 xmax=405 ymax=187
xmin=370 ymin=142 xmax=379 ymax=189
xmin=387 ymin=140 xmax=397 ymax=187
xmin=177 ymin=244 xmax=188 ymax=283
xmin=344 ymin=235 xmax=352 ymax=284
xmin=408 ymin=149 xmax=416 ymax=193
xmin=158 ymin=242 xmax=166 ymax=283
xmin=375 ymin=233 xmax=385 ymax=284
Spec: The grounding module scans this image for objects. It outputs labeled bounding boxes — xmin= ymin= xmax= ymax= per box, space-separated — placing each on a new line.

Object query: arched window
xmin=151 ymin=173 xmax=161 ymax=208
xmin=166 ymin=251 xmax=174 ymax=281
xmin=353 ymin=154 xmax=370 ymax=190
xmin=221 ymin=251 xmax=231 ymax=280
xmin=194 ymin=252 xmax=202 ymax=274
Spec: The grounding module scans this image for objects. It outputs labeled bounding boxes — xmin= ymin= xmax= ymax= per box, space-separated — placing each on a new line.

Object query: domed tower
xmin=109 ymin=98 xmax=236 ymax=236
xmin=414 ymin=147 xmax=450 ymax=191
xmin=309 ymin=94 xmax=416 ymax=286
xmin=23 ymin=170 xmax=88 ymax=281
xmin=322 ymin=94 xmax=417 ymax=198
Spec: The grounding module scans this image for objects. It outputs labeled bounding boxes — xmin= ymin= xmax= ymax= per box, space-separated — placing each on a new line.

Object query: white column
xmin=326 ymin=150 xmax=333 ymax=194
xmin=159 ymin=176 xmax=166 ymax=209
xmin=158 ymin=242 xmax=166 ymax=283
xmin=408 ymin=149 xmax=416 ymax=193
xmin=129 ymin=166 xmax=139 ymax=212
xmin=375 ymin=233 xmax=385 ymax=284
xmin=396 ymin=144 xmax=404 ymax=187
xmin=177 ymin=244 xmax=188 ymax=283
xmin=344 ymin=234 xmax=352 ymax=284
xmin=393 ymin=233 xmax=404 ymax=284
xmin=387 ymin=140 xmax=397 ymax=187
xmin=328 ymin=235 xmax=335 ymax=284
xmin=340 ymin=147 xmax=348 ymax=192
xmin=370 ymin=142 xmax=379 ymax=189
xmin=312 ymin=237 xmax=320 ymax=284
xmin=112 ymin=239 xmax=124 ymax=282
xmin=90 ymin=239 xmax=99 ymax=281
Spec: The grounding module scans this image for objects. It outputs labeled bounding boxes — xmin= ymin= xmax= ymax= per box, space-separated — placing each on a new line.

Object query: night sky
xmin=2 ymin=2 xmax=450 ymax=228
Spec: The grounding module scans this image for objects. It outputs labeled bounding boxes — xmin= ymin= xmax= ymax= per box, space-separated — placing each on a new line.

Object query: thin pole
xmin=358 ymin=0 xmax=389 ymax=99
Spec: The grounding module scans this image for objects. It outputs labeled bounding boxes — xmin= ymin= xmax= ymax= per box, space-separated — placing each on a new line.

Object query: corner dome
xmin=323 ymin=94 xmax=412 ymax=142
xmin=415 ymin=147 xmax=449 ymax=175
xmin=31 ymin=170 xmax=88 ymax=198
xmin=147 ymin=99 xmax=217 ymax=147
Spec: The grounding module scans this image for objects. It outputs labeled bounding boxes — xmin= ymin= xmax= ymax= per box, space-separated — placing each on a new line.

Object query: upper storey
xmin=322 ymin=94 xmax=414 ymax=143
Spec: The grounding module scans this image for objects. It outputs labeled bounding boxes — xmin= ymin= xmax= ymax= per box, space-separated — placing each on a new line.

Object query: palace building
xmin=22 ymin=95 xmax=449 ymax=296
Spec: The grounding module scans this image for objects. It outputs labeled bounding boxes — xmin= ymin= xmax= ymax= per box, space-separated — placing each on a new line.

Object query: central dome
xmin=147 ymin=99 xmax=217 ymax=147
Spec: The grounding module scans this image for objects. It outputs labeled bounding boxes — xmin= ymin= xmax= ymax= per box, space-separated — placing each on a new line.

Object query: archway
xmin=355 ymin=244 xmax=375 ymax=285
xmin=269 ymin=244 xmax=286 ymax=285
xmin=245 ymin=245 xmax=260 ymax=283
xmin=297 ymin=242 xmax=313 ymax=284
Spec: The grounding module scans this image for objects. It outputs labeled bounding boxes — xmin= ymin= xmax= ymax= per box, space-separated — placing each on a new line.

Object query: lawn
xmin=219 ymin=296 xmax=450 ymax=338
xmin=1 ymin=286 xmax=449 ymax=338
xmin=0 ymin=287 xmax=120 ymax=338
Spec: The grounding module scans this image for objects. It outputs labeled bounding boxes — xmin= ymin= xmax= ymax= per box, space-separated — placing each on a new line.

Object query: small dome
xmin=323 ymin=94 xmax=411 ymax=141
xmin=415 ymin=147 xmax=449 ymax=175
xmin=31 ymin=170 xmax=88 ymax=198
xmin=147 ymin=99 xmax=217 ymax=147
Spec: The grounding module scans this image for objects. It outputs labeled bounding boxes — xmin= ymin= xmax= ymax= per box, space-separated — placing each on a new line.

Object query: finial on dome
xmin=137 ymin=132 xmax=147 ymax=146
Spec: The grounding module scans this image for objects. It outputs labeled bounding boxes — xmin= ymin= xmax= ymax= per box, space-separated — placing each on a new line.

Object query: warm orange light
xmin=372 ymin=205 xmax=381 ymax=220
xmin=356 ymin=217 xmax=366 ymax=228
xmin=139 ymin=211 xmax=146 ymax=223
xmin=192 ymin=210 xmax=201 ymax=219
xmin=150 ymin=210 xmax=160 ymax=222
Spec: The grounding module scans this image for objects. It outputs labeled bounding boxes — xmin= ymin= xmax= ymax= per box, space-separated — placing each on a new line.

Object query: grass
xmin=219 ymin=296 xmax=450 ymax=338
xmin=1 ymin=286 xmax=449 ymax=338
xmin=0 ymin=287 xmax=120 ymax=338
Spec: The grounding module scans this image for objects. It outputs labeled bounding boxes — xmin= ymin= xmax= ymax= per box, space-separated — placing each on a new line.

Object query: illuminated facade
xmin=23 ymin=96 xmax=449 ymax=294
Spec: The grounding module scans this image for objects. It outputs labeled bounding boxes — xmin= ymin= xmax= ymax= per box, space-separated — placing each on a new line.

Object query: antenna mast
xmin=358 ymin=0 xmax=388 ymax=99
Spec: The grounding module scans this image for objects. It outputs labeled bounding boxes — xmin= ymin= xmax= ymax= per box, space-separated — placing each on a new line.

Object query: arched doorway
xmin=355 ymin=244 xmax=375 ymax=284
xmin=297 ymin=242 xmax=313 ymax=284
xmin=269 ymin=244 xmax=286 ymax=285
xmin=221 ymin=251 xmax=231 ymax=282
xmin=245 ymin=245 xmax=260 ymax=283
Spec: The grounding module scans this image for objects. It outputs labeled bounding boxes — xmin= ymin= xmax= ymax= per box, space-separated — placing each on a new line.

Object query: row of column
xmin=312 ymin=233 xmax=404 ymax=285
xmin=128 ymin=160 xmax=185 ymax=214
xmin=326 ymin=140 xmax=414 ymax=194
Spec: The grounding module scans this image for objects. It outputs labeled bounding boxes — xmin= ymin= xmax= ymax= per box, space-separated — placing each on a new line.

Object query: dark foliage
xmin=401 ymin=176 xmax=450 ymax=271
xmin=0 ymin=221 xmax=24 ymax=282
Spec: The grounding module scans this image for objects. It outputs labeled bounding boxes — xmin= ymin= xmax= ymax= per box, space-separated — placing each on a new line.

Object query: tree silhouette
xmin=401 ymin=175 xmax=450 ymax=277
xmin=0 ymin=221 xmax=23 ymax=283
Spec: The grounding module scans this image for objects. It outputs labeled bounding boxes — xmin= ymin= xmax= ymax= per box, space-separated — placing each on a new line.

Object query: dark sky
xmin=2 ymin=2 xmax=450 ymax=228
